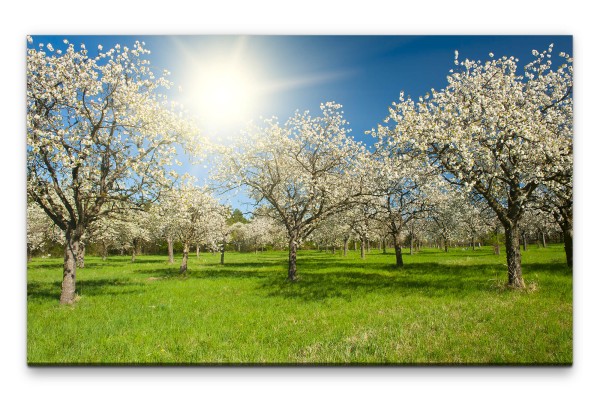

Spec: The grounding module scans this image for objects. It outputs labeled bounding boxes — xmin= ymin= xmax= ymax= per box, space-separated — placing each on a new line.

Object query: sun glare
xmin=184 ymin=61 xmax=260 ymax=136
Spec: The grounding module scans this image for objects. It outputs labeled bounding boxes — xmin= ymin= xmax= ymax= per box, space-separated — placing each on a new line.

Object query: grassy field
xmin=27 ymin=245 xmax=572 ymax=365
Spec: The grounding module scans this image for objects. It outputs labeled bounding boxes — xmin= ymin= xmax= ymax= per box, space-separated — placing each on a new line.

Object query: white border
xmin=4 ymin=1 xmax=597 ymax=400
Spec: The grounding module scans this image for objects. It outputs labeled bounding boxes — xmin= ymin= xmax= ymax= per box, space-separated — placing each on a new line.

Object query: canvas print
xmin=26 ymin=35 xmax=573 ymax=365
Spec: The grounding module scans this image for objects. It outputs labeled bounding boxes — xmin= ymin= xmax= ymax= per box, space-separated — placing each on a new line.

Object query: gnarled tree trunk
xmin=505 ymin=224 xmax=524 ymax=288
xmin=60 ymin=229 xmax=82 ymax=304
xmin=392 ymin=231 xmax=403 ymax=268
xmin=77 ymin=243 xmax=85 ymax=268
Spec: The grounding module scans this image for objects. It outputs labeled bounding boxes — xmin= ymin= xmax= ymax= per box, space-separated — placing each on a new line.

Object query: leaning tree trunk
xmin=505 ymin=224 xmax=525 ymax=288
xmin=60 ymin=230 xmax=81 ymax=304
xmin=180 ymin=242 xmax=189 ymax=273
xmin=288 ymin=236 xmax=298 ymax=281
xmin=167 ymin=237 xmax=174 ymax=264
xmin=392 ymin=231 xmax=403 ymax=268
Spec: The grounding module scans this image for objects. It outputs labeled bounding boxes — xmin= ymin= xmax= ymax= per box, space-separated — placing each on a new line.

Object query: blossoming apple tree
xmin=27 ymin=38 xmax=197 ymax=303
xmin=383 ymin=46 xmax=572 ymax=287
xmin=215 ymin=102 xmax=364 ymax=280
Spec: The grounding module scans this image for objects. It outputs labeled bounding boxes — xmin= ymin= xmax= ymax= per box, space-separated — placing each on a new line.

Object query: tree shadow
xmin=133 ymin=267 xmax=280 ymax=281
xmin=201 ymin=260 xmax=286 ymax=269
xmin=27 ymin=278 xmax=146 ymax=301
xmin=27 ymin=262 xmax=63 ymax=270
xmin=523 ymin=262 xmax=571 ymax=275
xmin=257 ymin=264 xmax=499 ymax=302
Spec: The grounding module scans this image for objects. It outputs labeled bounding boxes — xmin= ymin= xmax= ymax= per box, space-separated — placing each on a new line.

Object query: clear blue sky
xmin=30 ymin=35 xmax=573 ymax=211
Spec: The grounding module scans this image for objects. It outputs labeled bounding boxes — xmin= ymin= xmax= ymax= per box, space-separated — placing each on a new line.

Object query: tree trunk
xmin=522 ymin=233 xmax=528 ymax=251
xmin=393 ymin=231 xmax=403 ymax=267
xmin=331 ymin=245 xmax=336 ymax=255
xmin=562 ymin=225 xmax=573 ymax=269
xmin=288 ymin=236 xmax=298 ymax=281
xmin=505 ymin=225 xmax=525 ymax=288
xmin=196 ymin=244 xmax=200 ymax=258
xmin=131 ymin=239 xmax=137 ymax=263
xmin=444 ymin=239 xmax=449 ymax=253
xmin=343 ymin=238 xmax=348 ymax=257
xmin=60 ymin=232 xmax=80 ymax=304
xmin=360 ymin=237 xmax=366 ymax=259
xmin=180 ymin=242 xmax=189 ymax=273
xmin=354 ymin=241 xmax=357 ymax=251
xmin=220 ymin=244 xmax=225 ymax=265
xmin=471 ymin=237 xmax=475 ymax=251
xmin=167 ymin=237 xmax=174 ymax=264
xmin=77 ymin=243 xmax=85 ymax=268
xmin=409 ymin=234 xmax=414 ymax=256
xmin=541 ymin=231 xmax=547 ymax=248
xmin=382 ymin=237 xmax=387 ymax=254
xmin=367 ymin=240 xmax=370 ymax=253
xmin=494 ymin=229 xmax=501 ymax=255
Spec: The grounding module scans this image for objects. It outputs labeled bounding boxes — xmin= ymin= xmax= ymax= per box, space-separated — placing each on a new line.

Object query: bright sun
xmin=185 ymin=61 xmax=260 ymax=135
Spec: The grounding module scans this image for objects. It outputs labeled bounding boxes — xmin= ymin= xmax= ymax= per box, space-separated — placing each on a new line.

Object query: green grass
xmin=27 ymin=245 xmax=572 ymax=365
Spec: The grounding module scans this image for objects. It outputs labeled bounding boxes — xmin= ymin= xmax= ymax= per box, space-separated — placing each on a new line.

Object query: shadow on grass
xmin=523 ymin=262 xmax=572 ymax=275
xmin=257 ymin=265 xmax=502 ymax=302
xmin=30 ymin=253 xmax=572 ymax=303
xmin=27 ymin=257 xmax=174 ymax=270
xmin=27 ymin=278 xmax=146 ymax=301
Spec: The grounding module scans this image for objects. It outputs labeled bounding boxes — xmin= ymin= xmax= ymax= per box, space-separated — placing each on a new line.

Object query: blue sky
xmin=30 ymin=35 xmax=573 ymax=211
